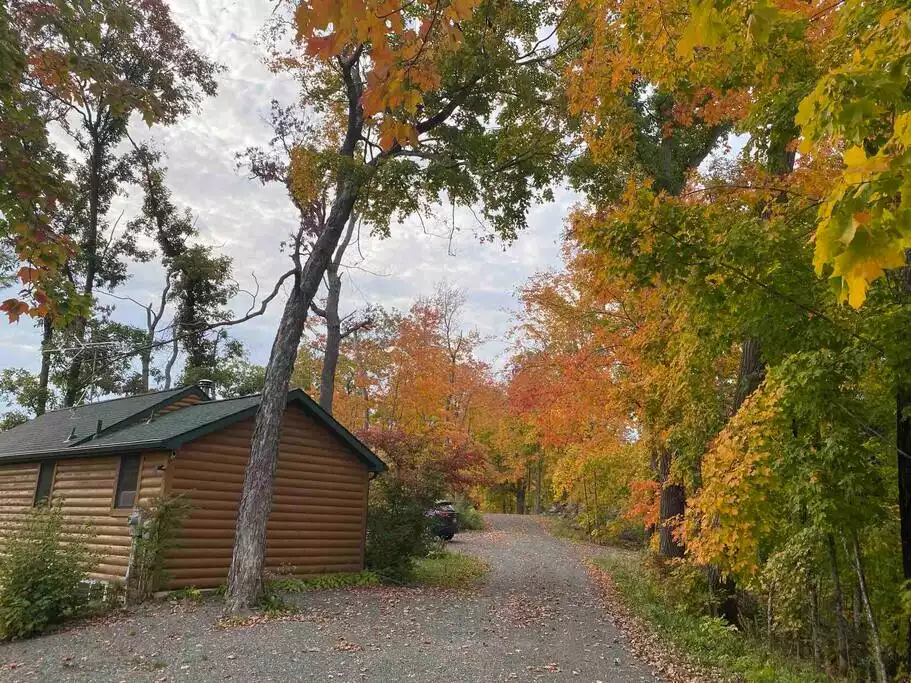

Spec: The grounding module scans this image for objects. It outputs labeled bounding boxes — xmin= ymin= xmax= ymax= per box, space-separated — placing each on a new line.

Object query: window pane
xmin=34 ymin=461 xmax=55 ymax=506
xmin=114 ymin=455 xmax=141 ymax=509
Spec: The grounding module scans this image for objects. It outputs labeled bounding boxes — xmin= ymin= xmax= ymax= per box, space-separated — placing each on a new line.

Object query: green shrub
xmin=128 ymin=494 xmax=191 ymax=601
xmin=365 ymin=478 xmax=434 ymax=583
xmin=454 ymin=499 xmax=485 ymax=531
xmin=413 ymin=551 xmax=488 ymax=588
xmin=0 ymin=502 xmax=97 ymax=640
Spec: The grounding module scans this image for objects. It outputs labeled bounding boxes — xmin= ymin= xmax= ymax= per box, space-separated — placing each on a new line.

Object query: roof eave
xmin=0 ymin=441 xmax=172 ymax=463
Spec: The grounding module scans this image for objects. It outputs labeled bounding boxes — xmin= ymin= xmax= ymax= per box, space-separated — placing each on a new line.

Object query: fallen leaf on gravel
xmin=331 ymin=637 xmax=362 ymax=652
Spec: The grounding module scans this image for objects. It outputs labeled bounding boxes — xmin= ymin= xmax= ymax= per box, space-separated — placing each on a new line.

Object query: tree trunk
xmin=225 ymin=168 xmax=365 ymax=611
xmin=733 ymin=337 xmax=764 ymax=413
xmin=658 ymin=447 xmax=685 ymax=558
xmin=766 ymin=583 xmax=774 ymax=648
xmin=809 ymin=576 xmax=820 ymax=667
xmin=898 ymin=380 xmax=911 ymax=667
xmin=64 ymin=134 xmax=104 ymax=407
xmin=516 ymin=479 xmax=526 ymax=515
xmin=705 ymin=337 xmax=765 ymax=623
xmin=534 ymin=453 xmax=543 ymax=514
xmin=140 ymin=334 xmax=152 ymax=393
xmin=318 ymin=271 xmax=342 ymax=413
xmin=828 ymin=534 xmax=850 ymax=676
xmin=36 ymin=318 xmax=53 ymax=416
xmin=225 ymin=285 xmax=308 ymax=611
xmin=164 ymin=334 xmax=179 ymax=390
xmin=845 ymin=532 xmax=887 ymax=683
xmin=314 ymin=213 xmax=356 ymax=414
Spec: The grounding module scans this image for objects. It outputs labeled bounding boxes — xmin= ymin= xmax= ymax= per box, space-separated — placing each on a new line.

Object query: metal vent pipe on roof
xmin=197 ymin=379 xmax=215 ymax=400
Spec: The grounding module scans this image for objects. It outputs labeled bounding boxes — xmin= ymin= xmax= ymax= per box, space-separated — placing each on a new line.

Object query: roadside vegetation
xmin=591 ymin=554 xmax=831 ymax=683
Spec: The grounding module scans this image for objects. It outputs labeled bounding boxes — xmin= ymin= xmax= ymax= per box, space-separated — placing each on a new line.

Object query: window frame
xmin=113 ymin=454 xmax=142 ymax=510
xmin=33 ymin=460 xmax=56 ymax=506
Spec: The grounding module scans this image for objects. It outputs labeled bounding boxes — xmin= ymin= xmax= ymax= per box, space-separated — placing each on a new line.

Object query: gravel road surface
xmin=0 ymin=514 xmax=660 ymax=683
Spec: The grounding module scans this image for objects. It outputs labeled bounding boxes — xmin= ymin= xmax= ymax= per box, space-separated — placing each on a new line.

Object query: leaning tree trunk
xmin=225 ymin=283 xmax=308 ymax=612
xmin=225 ymin=61 xmax=368 ymax=610
xmin=225 ymin=176 xmax=364 ymax=612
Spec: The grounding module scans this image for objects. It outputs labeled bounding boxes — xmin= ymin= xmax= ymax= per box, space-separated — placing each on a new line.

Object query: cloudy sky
xmin=1 ymin=0 xmax=572 ymax=383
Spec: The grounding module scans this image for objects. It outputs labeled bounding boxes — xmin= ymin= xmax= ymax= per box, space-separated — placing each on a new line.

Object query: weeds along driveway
xmin=0 ymin=514 xmax=660 ymax=683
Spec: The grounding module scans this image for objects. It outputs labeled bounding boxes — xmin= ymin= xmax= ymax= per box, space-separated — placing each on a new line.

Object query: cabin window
xmin=33 ymin=461 xmax=55 ymax=506
xmin=114 ymin=455 xmax=141 ymax=508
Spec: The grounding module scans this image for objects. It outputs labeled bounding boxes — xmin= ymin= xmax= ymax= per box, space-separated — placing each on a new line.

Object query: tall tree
xmin=309 ymin=215 xmax=373 ymax=413
xmin=238 ymin=106 xmax=370 ymax=414
xmin=14 ymin=0 xmax=219 ymax=406
xmin=226 ymin=0 xmax=572 ymax=610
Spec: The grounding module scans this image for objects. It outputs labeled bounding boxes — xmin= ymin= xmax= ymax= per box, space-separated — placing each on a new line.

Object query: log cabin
xmin=0 ymin=385 xmax=386 ymax=588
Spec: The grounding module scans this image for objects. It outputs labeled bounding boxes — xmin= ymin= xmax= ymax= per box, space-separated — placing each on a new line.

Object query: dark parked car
xmin=427 ymin=500 xmax=459 ymax=540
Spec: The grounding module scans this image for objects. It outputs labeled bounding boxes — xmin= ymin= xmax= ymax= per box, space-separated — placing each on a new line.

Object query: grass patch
xmin=413 ymin=552 xmax=488 ymax=588
xmin=268 ymin=570 xmax=380 ymax=593
xmin=592 ymin=555 xmax=830 ymax=683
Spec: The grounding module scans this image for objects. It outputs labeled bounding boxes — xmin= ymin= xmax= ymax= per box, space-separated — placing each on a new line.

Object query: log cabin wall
xmin=0 ymin=452 xmax=167 ymax=582
xmin=165 ymin=405 xmax=370 ymax=589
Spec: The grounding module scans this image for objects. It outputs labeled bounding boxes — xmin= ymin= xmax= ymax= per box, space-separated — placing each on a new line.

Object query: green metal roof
xmin=0 ymin=386 xmax=207 ymax=456
xmin=0 ymin=387 xmax=386 ymax=472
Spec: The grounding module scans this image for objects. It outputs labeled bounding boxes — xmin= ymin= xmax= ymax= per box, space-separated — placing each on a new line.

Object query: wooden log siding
xmin=0 ymin=453 xmax=167 ymax=582
xmin=166 ymin=405 xmax=369 ymax=589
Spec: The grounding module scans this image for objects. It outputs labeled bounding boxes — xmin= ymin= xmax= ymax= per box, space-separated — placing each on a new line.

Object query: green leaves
xmin=796 ymin=5 xmax=911 ymax=307
xmin=677 ymin=0 xmax=727 ymax=58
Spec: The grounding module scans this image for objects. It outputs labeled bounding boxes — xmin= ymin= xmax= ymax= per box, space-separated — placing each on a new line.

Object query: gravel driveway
xmin=1 ymin=514 xmax=660 ymax=683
